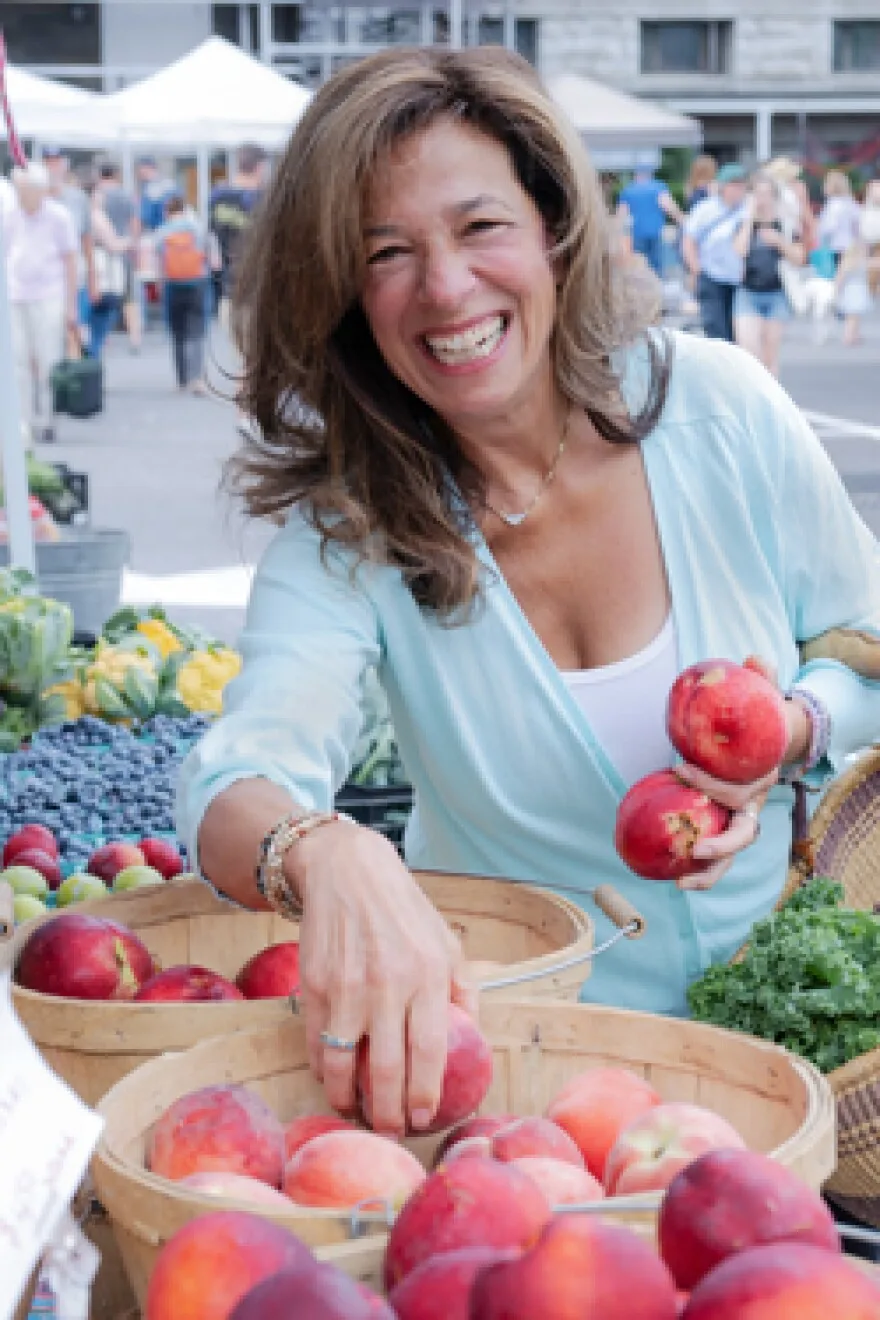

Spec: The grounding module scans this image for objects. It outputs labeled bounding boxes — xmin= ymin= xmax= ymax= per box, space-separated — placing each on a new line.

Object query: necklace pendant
xmin=500 ymin=509 xmax=529 ymax=528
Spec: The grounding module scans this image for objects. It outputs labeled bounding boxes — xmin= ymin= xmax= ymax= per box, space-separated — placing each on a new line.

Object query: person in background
xmin=862 ymin=178 xmax=880 ymax=300
xmin=97 ymin=161 xmax=142 ymax=352
xmin=732 ymin=171 xmax=805 ymax=378
xmin=87 ymin=182 xmax=132 ymax=360
xmin=4 ymin=163 xmax=78 ymax=444
xmin=154 ymin=194 xmax=209 ymax=395
xmin=42 ymin=146 xmax=96 ymax=344
xmin=208 ymin=143 xmax=269 ymax=335
xmin=682 ymin=162 xmax=749 ymax=342
xmin=616 ymin=167 xmax=685 ymax=279
xmin=684 ymin=154 xmax=718 ymax=211
xmin=136 ymin=154 xmax=177 ymax=234
xmin=817 ymin=170 xmax=861 ymax=273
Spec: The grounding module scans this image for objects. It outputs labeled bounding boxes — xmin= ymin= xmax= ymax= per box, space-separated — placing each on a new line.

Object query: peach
xmin=147 ymin=1084 xmax=285 ymax=1187
xmin=545 ymin=1067 xmax=661 ymax=1181
xmin=615 ymin=770 xmax=731 ymax=881
xmin=383 ymin=1157 xmax=551 ymax=1291
xmin=135 ymin=965 xmax=245 ymax=1002
xmin=282 ymin=1128 xmax=425 ymax=1209
xmin=387 ymin=1246 xmax=518 ymax=1320
xmin=659 ymin=1148 xmax=840 ymax=1291
xmin=87 ymin=841 xmax=146 ymax=883
xmin=442 ymin=1136 xmax=493 ymax=1164
xmin=509 ymin=1157 xmax=604 ymax=1205
xmin=604 ymin=1103 xmax=746 ymax=1197
xmin=144 ymin=1209 xmax=316 ymax=1320
xmin=236 ymin=942 xmax=300 ymax=998
xmin=432 ymin=1115 xmax=514 ymax=1168
xmin=228 ymin=1263 xmax=395 ymax=1319
xmin=359 ymin=1004 xmax=493 ymax=1135
xmin=667 ymin=660 xmax=788 ymax=785
xmin=283 ymin=1114 xmax=356 ymax=1163
xmin=681 ymin=1242 xmax=880 ymax=1318
xmin=491 ymin=1116 xmax=584 ymax=1168
xmin=179 ymin=1171 xmax=294 ymax=1209
xmin=470 ymin=1215 xmax=678 ymax=1319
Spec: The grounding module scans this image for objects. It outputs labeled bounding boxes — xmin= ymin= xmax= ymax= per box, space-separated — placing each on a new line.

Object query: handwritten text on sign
xmin=0 ymin=973 xmax=103 ymax=1319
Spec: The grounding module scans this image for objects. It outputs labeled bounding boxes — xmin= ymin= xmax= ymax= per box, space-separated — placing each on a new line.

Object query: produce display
xmin=138 ymin=1056 xmax=880 ymax=1319
xmin=688 ymin=878 xmax=880 ymax=1073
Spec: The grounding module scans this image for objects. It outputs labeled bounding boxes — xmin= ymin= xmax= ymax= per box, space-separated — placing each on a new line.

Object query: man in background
xmin=616 ymin=167 xmax=685 ymax=279
xmin=682 ymin=162 xmax=749 ymax=343
xmin=97 ymin=160 xmax=141 ymax=351
xmin=43 ymin=146 xmax=96 ymax=345
xmin=136 ymin=154 xmax=176 ymax=234
xmin=208 ymin=142 xmax=268 ymax=333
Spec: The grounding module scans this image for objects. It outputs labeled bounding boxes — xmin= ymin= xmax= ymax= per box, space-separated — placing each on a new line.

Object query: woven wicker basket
xmin=777 ymin=747 xmax=880 ymax=1227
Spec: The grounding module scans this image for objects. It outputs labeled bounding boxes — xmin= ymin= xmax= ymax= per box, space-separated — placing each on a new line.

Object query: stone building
xmin=6 ymin=1 xmax=880 ymax=163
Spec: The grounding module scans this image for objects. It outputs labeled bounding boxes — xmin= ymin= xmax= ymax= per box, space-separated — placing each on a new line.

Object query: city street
xmin=42 ymin=312 xmax=880 ymax=646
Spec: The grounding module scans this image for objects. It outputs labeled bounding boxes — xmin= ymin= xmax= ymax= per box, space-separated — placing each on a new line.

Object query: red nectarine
xmin=545 ymin=1067 xmax=661 ymax=1181
xmin=147 ymin=1084 xmax=285 ymax=1187
xmin=282 ymin=1128 xmax=425 ymax=1209
xmin=681 ymin=1241 xmax=880 ymax=1318
xmin=667 ymin=660 xmax=788 ymax=784
xmin=604 ymin=1103 xmax=746 ymax=1197
xmin=615 ymin=771 xmax=731 ymax=881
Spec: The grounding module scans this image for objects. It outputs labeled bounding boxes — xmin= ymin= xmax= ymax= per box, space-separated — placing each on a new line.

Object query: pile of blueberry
xmin=0 ymin=712 xmax=212 ymax=872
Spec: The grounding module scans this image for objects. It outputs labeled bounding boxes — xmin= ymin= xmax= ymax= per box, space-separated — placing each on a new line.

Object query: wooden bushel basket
xmin=91 ymin=999 xmax=836 ymax=1310
xmin=0 ymin=872 xmax=596 ymax=1108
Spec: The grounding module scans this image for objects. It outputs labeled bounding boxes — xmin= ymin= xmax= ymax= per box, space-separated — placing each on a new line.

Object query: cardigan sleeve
xmin=175 ymin=510 xmax=382 ymax=868
xmin=765 ymin=374 xmax=880 ymax=773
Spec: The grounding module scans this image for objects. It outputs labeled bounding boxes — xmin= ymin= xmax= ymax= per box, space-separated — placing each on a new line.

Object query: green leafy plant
xmin=688 ymin=879 xmax=880 ymax=1073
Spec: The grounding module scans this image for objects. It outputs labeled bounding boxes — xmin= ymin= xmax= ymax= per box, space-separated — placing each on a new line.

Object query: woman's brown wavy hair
xmin=228 ymin=45 xmax=670 ymax=616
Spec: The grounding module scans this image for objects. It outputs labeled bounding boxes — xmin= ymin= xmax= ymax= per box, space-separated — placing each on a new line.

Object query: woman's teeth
xmin=424 ymin=315 xmax=506 ymax=365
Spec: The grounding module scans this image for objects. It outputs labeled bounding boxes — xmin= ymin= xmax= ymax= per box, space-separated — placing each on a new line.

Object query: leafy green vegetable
xmin=687 ymin=879 xmax=880 ymax=1073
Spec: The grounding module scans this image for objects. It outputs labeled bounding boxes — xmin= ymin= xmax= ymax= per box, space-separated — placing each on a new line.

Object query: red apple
xmin=604 ymin=1103 xmax=747 ymax=1197
xmin=15 ymin=912 xmax=155 ymax=999
xmin=283 ymin=1114 xmax=355 ymax=1163
xmin=384 ymin=1157 xmax=551 ymax=1291
xmin=135 ymin=965 xmax=245 ymax=1002
xmin=432 ymin=1115 xmax=515 ymax=1168
xmin=282 ymin=1128 xmax=425 ymax=1209
xmin=615 ymin=770 xmax=731 ymax=881
xmin=236 ymin=942 xmax=300 ymax=999
xmin=87 ymin=841 xmax=146 ymax=884
xmin=545 ymin=1067 xmax=662 ymax=1181
xmin=658 ymin=1147 xmax=840 ymax=1292
xmin=3 ymin=824 xmax=59 ymax=865
xmin=470 ymin=1215 xmax=678 ymax=1319
xmin=681 ymin=1242 xmax=880 ymax=1318
xmin=147 ymin=1084 xmax=285 ymax=1187
xmin=667 ymin=660 xmax=788 ymax=784
xmin=388 ymin=1246 xmax=518 ymax=1320
xmin=359 ymin=1004 xmax=493 ymax=1135
xmin=138 ymin=837 xmax=185 ymax=879
xmin=8 ymin=847 xmax=63 ymax=891
xmin=144 ymin=1209 xmax=316 ymax=1320
xmin=229 ymin=1263 xmax=395 ymax=1319
xmin=490 ymin=1116 xmax=585 ymax=1168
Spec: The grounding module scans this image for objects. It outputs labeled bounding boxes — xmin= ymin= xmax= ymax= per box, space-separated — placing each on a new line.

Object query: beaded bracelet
xmin=784 ymin=688 xmax=832 ymax=779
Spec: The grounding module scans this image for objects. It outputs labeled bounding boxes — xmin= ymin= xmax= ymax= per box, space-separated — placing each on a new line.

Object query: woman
xmin=817 ymin=170 xmax=861 ymax=273
xmin=176 ymin=48 xmax=880 ymax=1137
xmin=154 ymin=194 xmax=209 ymax=395
xmin=732 ymin=172 xmax=804 ymax=377
xmin=87 ymin=182 xmax=131 ymax=359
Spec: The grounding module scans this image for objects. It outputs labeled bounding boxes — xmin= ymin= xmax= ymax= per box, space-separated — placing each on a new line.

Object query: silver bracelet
xmin=783 ymin=688 xmax=832 ymax=781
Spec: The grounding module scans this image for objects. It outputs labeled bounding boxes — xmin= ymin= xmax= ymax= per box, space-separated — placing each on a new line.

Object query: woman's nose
xmin=418 ymin=244 xmax=478 ymax=307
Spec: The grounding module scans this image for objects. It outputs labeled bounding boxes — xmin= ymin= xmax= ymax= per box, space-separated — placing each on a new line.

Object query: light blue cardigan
xmin=176 ymin=332 xmax=880 ymax=1016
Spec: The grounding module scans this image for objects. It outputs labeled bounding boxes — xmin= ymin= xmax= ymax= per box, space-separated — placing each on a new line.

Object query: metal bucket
xmin=0 ymin=529 xmax=130 ymax=635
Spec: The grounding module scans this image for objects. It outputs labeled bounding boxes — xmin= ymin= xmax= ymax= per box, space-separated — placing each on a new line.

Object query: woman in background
xmin=154 ymin=194 xmax=209 ymax=395
xmin=733 ymin=171 xmax=805 ymax=377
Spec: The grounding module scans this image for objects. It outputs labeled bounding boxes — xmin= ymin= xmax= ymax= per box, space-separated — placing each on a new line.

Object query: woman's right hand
xmin=289 ymin=820 xmax=477 ymax=1136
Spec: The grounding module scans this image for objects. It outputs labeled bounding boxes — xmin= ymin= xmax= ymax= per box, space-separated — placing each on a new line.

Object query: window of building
xmin=212 ymin=4 xmax=259 ymax=50
xmin=833 ymin=21 xmax=880 ymax=71
xmin=640 ymin=20 xmax=733 ymax=74
xmin=1 ymin=3 xmax=101 ymax=65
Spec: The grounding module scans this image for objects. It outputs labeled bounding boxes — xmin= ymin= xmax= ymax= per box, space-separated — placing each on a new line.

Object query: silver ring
xmin=743 ymin=802 xmax=761 ymax=837
xmin=320 ymin=1030 xmax=359 ymax=1052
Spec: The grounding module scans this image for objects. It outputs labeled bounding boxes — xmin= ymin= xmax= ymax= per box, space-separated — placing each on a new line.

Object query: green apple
xmin=57 ymin=873 xmax=109 ymax=907
xmin=112 ymin=864 xmax=164 ymax=893
xmin=13 ymin=893 xmax=46 ymax=924
xmin=2 ymin=864 xmax=49 ymax=898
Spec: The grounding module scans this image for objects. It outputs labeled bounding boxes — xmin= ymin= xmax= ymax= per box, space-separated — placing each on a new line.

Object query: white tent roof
xmin=548 ymin=73 xmax=702 ymax=151
xmin=61 ymin=36 xmax=311 ymax=149
xmin=1 ymin=65 xmax=99 ymax=140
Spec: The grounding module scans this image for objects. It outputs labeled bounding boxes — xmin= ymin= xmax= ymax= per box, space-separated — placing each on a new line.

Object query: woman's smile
xmin=419 ymin=312 xmax=511 ymax=372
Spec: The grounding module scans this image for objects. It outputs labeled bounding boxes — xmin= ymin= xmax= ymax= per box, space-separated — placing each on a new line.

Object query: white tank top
xmin=562 ymin=614 xmax=679 ymax=786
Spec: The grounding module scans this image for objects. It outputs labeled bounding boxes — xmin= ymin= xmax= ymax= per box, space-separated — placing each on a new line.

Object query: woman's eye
xmin=367 ymin=246 xmax=408 ymax=266
xmin=465 ymin=219 xmax=503 ymax=235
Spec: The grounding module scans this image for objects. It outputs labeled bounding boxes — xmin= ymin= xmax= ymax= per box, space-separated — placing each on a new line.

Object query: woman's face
xmin=360 ymin=119 xmax=558 ymax=435
xmin=752 ymin=178 xmax=777 ymax=213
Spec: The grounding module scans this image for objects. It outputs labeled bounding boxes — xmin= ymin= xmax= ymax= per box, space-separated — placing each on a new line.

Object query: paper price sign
xmin=0 ymin=973 xmax=104 ymax=1319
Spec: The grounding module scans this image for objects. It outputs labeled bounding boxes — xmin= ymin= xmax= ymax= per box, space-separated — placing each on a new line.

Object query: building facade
xmin=5 ymin=1 xmax=880 ymax=165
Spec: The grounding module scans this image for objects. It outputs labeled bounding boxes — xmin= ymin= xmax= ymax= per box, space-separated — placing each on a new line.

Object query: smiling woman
xmin=177 ymin=47 xmax=880 ymax=1138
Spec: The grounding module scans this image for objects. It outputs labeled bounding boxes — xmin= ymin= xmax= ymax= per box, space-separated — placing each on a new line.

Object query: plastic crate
xmin=334 ymin=782 xmax=413 ymax=852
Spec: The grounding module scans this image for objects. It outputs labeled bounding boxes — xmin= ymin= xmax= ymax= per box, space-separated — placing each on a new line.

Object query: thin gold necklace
xmin=482 ymin=406 xmax=572 ymax=529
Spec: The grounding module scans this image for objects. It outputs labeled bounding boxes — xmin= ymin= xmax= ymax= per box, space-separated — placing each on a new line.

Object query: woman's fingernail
xmin=410 ymin=1108 xmax=433 ymax=1131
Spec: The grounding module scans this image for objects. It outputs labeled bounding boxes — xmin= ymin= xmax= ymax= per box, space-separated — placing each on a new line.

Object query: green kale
xmin=687 ymin=879 xmax=880 ymax=1073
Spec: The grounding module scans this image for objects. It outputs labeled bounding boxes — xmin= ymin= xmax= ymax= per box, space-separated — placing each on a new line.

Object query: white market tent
xmin=547 ymin=72 xmax=702 ymax=170
xmin=1 ymin=64 xmax=100 ymax=143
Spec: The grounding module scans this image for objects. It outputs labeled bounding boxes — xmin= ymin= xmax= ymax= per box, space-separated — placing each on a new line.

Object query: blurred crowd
xmin=0 ymin=143 xmax=270 ymax=444
xmin=616 ymin=154 xmax=880 ymax=377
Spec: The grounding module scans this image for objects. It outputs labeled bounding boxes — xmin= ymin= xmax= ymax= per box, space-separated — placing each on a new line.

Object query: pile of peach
xmin=142 ymin=1062 xmax=880 ymax=1318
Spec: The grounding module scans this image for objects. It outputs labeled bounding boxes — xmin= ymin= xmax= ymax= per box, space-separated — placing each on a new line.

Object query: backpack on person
xmin=161 ymin=228 xmax=206 ymax=282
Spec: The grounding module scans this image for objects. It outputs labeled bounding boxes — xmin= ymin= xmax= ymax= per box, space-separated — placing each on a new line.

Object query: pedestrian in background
xmin=87 ymin=182 xmax=131 ymax=360
xmin=732 ymin=172 xmax=805 ymax=378
xmin=615 ymin=167 xmax=685 ymax=279
xmin=817 ymin=170 xmax=861 ymax=273
xmin=42 ymin=146 xmax=96 ymax=345
xmin=4 ymin=163 xmax=78 ymax=444
xmin=682 ymin=162 xmax=749 ymax=342
xmin=208 ymin=142 xmax=269 ymax=334
xmin=154 ymin=194 xmax=209 ymax=395
xmin=684 ymin=154 xmax=717 ymax=211
xmin=97 ymin=161 xmax=142 ymax=353
xmin=862 ymin=178 xmax=880 ymax=299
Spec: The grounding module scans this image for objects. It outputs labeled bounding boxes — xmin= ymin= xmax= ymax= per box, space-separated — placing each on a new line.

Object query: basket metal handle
xmin=480 ymin=885 xmax=645 ymax=993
